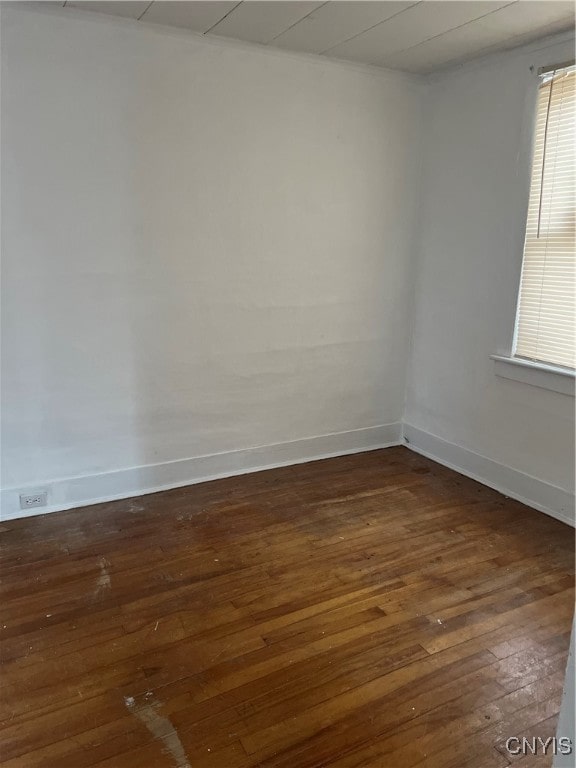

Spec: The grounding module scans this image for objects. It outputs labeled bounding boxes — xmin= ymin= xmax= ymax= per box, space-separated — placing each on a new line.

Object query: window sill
xmin=491 ymin=355 xmax=575 ymax=396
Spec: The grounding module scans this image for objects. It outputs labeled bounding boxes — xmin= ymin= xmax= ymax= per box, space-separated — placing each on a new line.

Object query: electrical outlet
xmin=19 ymin=491 xmax=48 ymax=510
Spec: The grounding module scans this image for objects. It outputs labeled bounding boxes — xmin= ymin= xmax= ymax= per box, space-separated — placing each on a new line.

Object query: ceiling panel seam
xmin=265 ymin=1 xmax=331 ymax=43
xmin=137 ymin=1 xmax=154 ymax=22
xmin=357 ymin=0 xmax=520 ymax=63
xmin=318 ymin=1 xmax=422 ymax=55
xmin=204 ymin=1 xmax=244 ymax=35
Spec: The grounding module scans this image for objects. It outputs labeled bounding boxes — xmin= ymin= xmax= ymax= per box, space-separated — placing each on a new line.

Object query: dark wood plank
xmin=0 ymin=447 xmax=573 ymax=767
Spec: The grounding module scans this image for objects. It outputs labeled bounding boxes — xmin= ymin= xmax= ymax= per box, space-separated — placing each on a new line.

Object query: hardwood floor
xmin=0 ymin=447 xmax=574 ymax=768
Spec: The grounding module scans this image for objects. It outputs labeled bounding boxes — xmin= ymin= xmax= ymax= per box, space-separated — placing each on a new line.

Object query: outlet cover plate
xmin=19 ymin=491 xmax=48 ymax=510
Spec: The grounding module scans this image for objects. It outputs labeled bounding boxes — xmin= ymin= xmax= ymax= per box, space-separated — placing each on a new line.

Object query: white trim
xmin=496 ymin=36 xmax=576 ymax=370
xmin=403 ymin=424 xmax=575 ymax=528
xmin=553 ymin=618 xmax=575 ymax=768
xmin=509 ymin=62 xmax=541 ymax=359
xmin=0 ymin=423 xmax=403 ymax=521
xmin=3 ymin=422 xmax=573 ymax=528
xmin=491 ymin=355 xmax=575 ymax=397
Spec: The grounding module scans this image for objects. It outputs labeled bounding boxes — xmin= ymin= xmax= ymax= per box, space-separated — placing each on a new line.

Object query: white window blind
xmin=514 ymin=64 xmax=576 ymax=370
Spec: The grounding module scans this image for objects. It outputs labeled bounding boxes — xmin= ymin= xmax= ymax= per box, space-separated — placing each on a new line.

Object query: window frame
xmin=492 ymin=39 xmax=575 ymax=397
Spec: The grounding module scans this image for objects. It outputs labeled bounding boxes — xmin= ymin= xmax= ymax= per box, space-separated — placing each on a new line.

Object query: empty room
xmin=1 ymin=0 xmax=575 ymax=766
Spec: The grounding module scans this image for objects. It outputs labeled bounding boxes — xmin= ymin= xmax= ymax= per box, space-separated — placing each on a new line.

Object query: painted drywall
xmin=0 ymin=5 xmax=422 ymax=513
xmin=405 ymin=33 xmax=576 ymax=508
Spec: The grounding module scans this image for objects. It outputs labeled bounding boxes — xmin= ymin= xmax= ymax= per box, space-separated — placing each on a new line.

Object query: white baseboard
xmin=4 ymin=422 xmax=573 ymax=528
xmin=0 ymin=423 xmax=403 ymax=521
xmin=403 ymin=424 xmax=575 ymax=528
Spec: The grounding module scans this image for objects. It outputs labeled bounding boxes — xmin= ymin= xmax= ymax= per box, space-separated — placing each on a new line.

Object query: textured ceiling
xmin=59 ymin=1 xmax=576 ymax=73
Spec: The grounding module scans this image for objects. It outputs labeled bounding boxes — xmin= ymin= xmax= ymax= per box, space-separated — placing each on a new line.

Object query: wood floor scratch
xmin=124 ymin=695 xmax=192 ymax=768
xmin=94 ymin=556 xmax=111 ymax=599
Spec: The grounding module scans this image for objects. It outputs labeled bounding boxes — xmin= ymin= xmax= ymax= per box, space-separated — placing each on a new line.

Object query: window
xmin=513 ymin=63 xmax=575 ymax=371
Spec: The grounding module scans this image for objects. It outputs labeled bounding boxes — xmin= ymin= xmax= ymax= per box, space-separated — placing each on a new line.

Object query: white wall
xmin=404 ymin=33 xmax=575 ymax=523
xmin=2 ymin=7 xmax=574 ymax=523
xmin=1 ymin=5 xmax=423 ymax=515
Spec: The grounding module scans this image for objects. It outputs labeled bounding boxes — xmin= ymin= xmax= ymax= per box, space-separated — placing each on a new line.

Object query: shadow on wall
xmin=1 ymin=6 xmax=421 ymax=510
